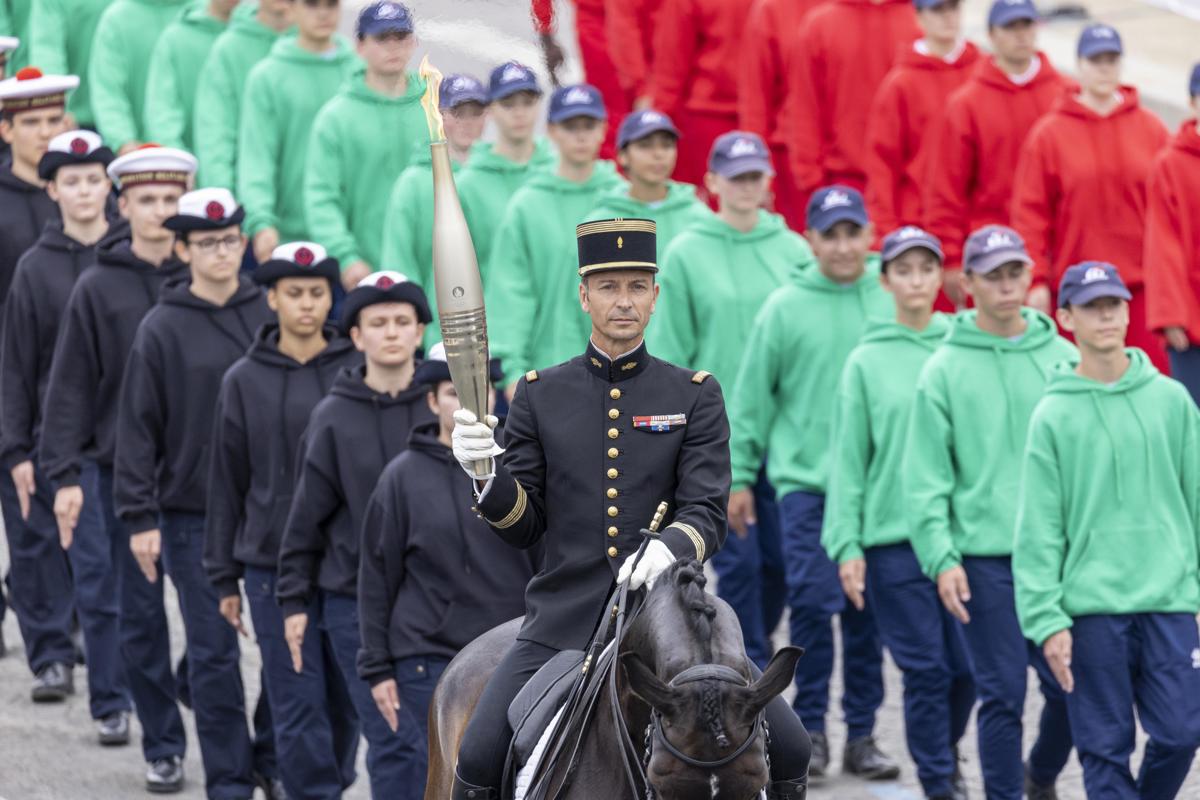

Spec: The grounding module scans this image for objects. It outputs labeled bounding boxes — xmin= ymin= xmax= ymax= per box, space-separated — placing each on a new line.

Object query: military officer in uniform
xmin=450 ymin=218 xmax=811 ymax=799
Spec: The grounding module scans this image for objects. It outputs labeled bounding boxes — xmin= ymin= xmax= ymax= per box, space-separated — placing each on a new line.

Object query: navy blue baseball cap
xmin=806 ymin=185 xmax=868 ymax=232
xmin=356 ymin=1 xmax=413 ymax=37
xmin=616 ymin=109 xmax=679 ymax=149
xmin=1078 ymin=23 xmax=1122 ymax=58
xmin=708 ymin=131 xmax=773 ymax=178
xmin=548 ymin=84 xmax=606 ymax=123
xmin=1189 ymin=62 xmax=1199 ymax=97
xmin=988 ymin=0 xmax=1039 ymax=27
xmin=1057 ymin=261 xmax=1132 ymax=308
xmin=439 ymin=73 xmax=488 ymax=109
xmin=881 ymin=226 xmax=944 ymax=264
xmin=962 ymin=225 xmax=1032 ymax=274
xmin=489 ymin=61 xmax=541 ymax=101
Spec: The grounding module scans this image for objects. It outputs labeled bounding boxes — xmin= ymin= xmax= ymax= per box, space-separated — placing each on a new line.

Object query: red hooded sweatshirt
xmin=863 ymin=40 xmax=980 ymax=236
xmin=784 ymin=0 xmax=919 ymax=201
xmin=922 ymin=53 xmax=1067 ymax=268
xmin=1010 ymin=86 xmax=1169 ymax=289
xmin=649 ymin=0 xmax=757 ymax=118
xmin=738 ymin=0 xmax=828 ymax=146
xmin=1145 ymin=119 xmax=1200 ymax=342
xmin=605 ymin=0 xmax=664 ymax=99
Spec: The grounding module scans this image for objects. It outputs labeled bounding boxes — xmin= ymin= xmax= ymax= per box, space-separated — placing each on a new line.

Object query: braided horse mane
xmin=665 ymin=560 xmax=731 ymax=749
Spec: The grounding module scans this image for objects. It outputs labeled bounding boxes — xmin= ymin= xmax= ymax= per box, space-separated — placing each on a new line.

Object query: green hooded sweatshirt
xmin=457 ymin=138 xmax=556 ymax=280
xmin=729 ymin=258 xmax=890 ymax=496
xmin=823 ymin=314 xmax=952 ymax=564
xmin=88 ymin=0 xmax=188 ymax=150
xmin=238 ymin=35 xmax=357 ymax=242
xmin=192 ymin=6 xmax=287 ymax=188
xmin=143 ymin=1 xmax=233 ymax=150
xmin=305 ymin=66 xmax=429 ymax=270
xmin=906 ymin=308 xmax=1077 ymax=580
xmin=651 ymin=210 xmax=814 ymax=389
xmin=583 ymin=181 xmax=711 ymax=264
xmin=487 ymin=160 xmax=626 ymax=387
xmin=0 ymin=0 xmax=30 ymax=72
xmin=29 ymin=0 xmax=113 ymax=128
xmin=1014 ymin=349 xmax=1200 ymax=647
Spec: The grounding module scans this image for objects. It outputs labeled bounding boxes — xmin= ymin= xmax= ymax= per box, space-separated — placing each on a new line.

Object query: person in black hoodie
xmin=357 ymin=343 xmax=538 ymax=788
xmin=277 ymin=270 xmax=434 ymax=800
xmin=0 ymin=129 xmax=132 ymax=730
xmin=205 ymin=241 xmax=362 ymax=800
xmin=114 ymin=187 xmax=277 ymax=800
xmin=40 ymin=144 xmax=196 ymax=793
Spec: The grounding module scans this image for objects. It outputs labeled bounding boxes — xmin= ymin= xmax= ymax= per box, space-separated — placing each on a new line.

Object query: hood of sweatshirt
xmin=463 ymin=137 xmax=556 ymax=176
xmin=156 ymin=276 xmax=267 ymax=351
xmin=227 ymin=2 xmax=284 ymax=38
xmin=523 ymin=158 xmax=622 ymax=194
xmin=267 ymin=33 xmax=355 ymax=67
xmin=175 ymin=3 xmax=226 ymax=34
xmin=792 ymin=257 xmax=883 ymax=294
xmin=0 ymin=164 xmax=41 ymax=195
xmin=594 ymin=180 xmax=702 ymax=216
xmin=407 ymin=420 xmax=451 ymax=460
xmin=898 ymin=39 xmax=980 ymax=72
xmin=860 ymin=311 xmax=951 ymax=346
xmin=1173 ymin=118 xmax=1200 ymax=157
xmin=342 ymin=65 xmax=426 ymax=108
xmin=944 ymin=307 xmax=1061 ymax=351
xmin=247 ymin=322 xmax=358 ymax=370
xmin=974 ymin=51 xmax=1064 ymax=94
xmin=330 ymin=362 xmax=430 ymax=406
xmin=1053 ymin=84 xmax=1145 ymax=122
xmin=1045 ymin=347 xmax=1157 ymax=396
xmin=95 ymin=237 xmax=190 ymax=297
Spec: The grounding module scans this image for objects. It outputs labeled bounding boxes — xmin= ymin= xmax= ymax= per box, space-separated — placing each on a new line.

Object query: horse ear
xmin=741 ymin=646 xmax=804 ymax=716
xmin=621 ymin=651 xmax=679 ymax=715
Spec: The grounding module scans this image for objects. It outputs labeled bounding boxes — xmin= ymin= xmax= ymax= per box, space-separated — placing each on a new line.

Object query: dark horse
xmin=426 ymin=560 xmax=803 ymax=799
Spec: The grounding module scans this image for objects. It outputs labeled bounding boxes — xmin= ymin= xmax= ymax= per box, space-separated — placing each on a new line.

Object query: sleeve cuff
xmin=52 ymin=466 xmax=81 ymax=490
xmin=279 ymin=598 xmax=308 ymax=620
xmin=126 ymin=513 xmax=159 ymax=536
xmin=660 ymin=524 xmax=706 ymax=562
xmin=477 ymin=467 xmax=527 ymax=530
xmin=215 ymin=579 xmax=240 ymax=600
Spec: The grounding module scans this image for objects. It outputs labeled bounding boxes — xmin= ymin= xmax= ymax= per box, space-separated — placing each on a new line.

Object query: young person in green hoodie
xmin=584 ymin=108 xmax=709 ymax=262
xmin=823 ymin=226 xmax=974 ymax=800
xmin=87 ymin=0 xmax=189 ymax=152
xmin=1014 ymin=261 xmax=1200 ymax=799
xmin=905 ymin=224 xmax=1075 ymax=800
xmin=0 ymin=1 xmax=29 ymax=72
xmin=380 ymin=73 xmax=487 ymax=348
xmin=239 ymin=0 xmax=356 ymax=263
xmin=487 ymin=83 xmax=623 ymax=392
xmin=728 ymin=185 xmax=897 ymax=781
xmin=653 ymin=130 xmax=812 ymax=673
xmin=457 ymin=60 xmax=554 ymax=281
xmin=192 ymin=0 xmax=291 ymax=189
xmin=306 ymin=1 xmax=427 ymax=291
xmin=142 ymin=0 xmax=240 ymax=151
xmin=29 ymin=0 xmax=114 ymax=129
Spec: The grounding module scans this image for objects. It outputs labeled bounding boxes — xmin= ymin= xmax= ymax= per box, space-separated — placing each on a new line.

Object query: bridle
xmin=646 ymin=664 xmax=768 ymax=771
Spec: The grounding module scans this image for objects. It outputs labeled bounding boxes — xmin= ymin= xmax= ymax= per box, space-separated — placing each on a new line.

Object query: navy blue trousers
xmin=0 ymin=467 xmax=74 ymax=673
xmin=394 ymin=654 xmax=451 ymax=789
xmin=1168 ymin=348 xmax=1200 ymax=406
xmin=780 ymin=490 xmax=883 ymax=738
xmin=1068 ymin=613 xmax=1200 ymax=799
xmin=713 ymin=466 xmax=786 ymax=669
xmin=866 ymin=543 xmax=975 ymax=796
xmin=322 ymin=591 xmax=424 ymax=800
xmin=960 ymin=556 xmax=1073 ymax=799
xmin=245 ymin=567 xmax=359 ymax=800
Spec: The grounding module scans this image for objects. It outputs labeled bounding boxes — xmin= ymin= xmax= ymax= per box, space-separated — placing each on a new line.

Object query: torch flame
xmin=419 ymin=55 xmax=446 ymax=143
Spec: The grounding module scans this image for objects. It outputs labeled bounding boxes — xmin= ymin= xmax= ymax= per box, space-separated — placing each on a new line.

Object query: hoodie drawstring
xmin=1122 ymin=391 xmax=1155 ymax=503
xmin=1090 ymin=392 xmax=1125 ymax=503
xmin=278 ymin=369 xmax=292 ymax=480
xmin=202 ymin=309 xmax=255 ymax=355
xmin=372 ymin=397 xmax=389 ymax=474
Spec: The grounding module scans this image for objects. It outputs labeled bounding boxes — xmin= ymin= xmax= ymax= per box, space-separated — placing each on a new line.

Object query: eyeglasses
xmin=191 ymin=234 xmax=243 ymax=253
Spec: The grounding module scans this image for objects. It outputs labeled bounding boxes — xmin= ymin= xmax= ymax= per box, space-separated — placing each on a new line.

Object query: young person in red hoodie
xmin=603 ymin=0 xmax=662 ymax=112
xmin=648 ymin=0 xmax=757 ymax=194
xmin=1145 ymin=63 xmax=1200 ymax=401
xmin=784 ymin=0 xmax=919 ymax=204
xmin=923 ymin=0 xmax=1066 ymax=272
xmin=1010 ymin=23 xmax=1169 ymax=371
xmin=738 ymin=0 xmax=828 ymax=229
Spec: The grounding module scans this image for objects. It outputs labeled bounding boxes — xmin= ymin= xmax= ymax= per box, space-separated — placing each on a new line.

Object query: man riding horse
xmin=449 ymin=218 xmax=812 ymax=798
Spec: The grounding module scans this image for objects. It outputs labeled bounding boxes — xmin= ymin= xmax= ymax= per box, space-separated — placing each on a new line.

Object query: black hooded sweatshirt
xmin=276 ymin=363 xmax=434 ymax=618
xmin=204 ymin=323 xmax=362 ymax=598
xmin=0 ymin=220 xmax=126 ymax=469
xmin=356 ymin=421 xmax=539 ymax=684
xmin=40 ymin=237 xmax=190 ymax=487
xmin=0 ymin=165 xmax=58 ymax=313
xmin=114 ymin=277 xmax=272 ymax=534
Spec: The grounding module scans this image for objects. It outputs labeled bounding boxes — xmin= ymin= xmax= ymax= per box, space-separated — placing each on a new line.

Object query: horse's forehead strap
xmin=667 ymin=664 xmax=749 ymax=687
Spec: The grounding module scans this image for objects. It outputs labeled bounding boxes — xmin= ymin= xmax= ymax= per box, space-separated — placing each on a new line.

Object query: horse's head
xmin=618 ymin=560 xmax=802 ymax=799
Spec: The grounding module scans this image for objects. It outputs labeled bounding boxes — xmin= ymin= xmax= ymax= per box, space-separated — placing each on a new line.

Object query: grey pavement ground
xmin=4 ymin=0 xmax=1200 ymax=797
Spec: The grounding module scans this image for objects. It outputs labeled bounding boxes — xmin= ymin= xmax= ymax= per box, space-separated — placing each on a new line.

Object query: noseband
xmin=647 ymin=663 xmax=768 ymax=771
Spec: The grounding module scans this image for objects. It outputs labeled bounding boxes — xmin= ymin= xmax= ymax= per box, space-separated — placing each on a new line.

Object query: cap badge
xmin=641 ymin=111 xmax=664 ymax=124
xmin=985 ymin=231 xmax=1015 ymax=250
xmin=377 ymin=2 xmax=400 ymax=18
xmin=205 ymin=201 xmax=226 ymax=220
xmin=376 ymin=275 xmax=396 ymax=289
xmin=896 ymin=226 xmax=923 ymax=240
xmin=15 ymin=66 xmax=43 ymax=81
xmin=1091 ymin=26 xmax=1115 ymax=37
xmin=501 ymin=64 xmax=526 ymax=83
xmin=821 ymin=190 xmax=852 ymax=211
xmin=70 ymin=137 xmax=89 ymax=155
xmin=563 ymin=86 xmax=591 ymax=105
xmin=1082 ymin=266 xmax=1109 ymax=284
xmin=294 ymin=247 xmax=315 ymax=267
xmin=617 ymin=236 xmax=623 ymax=249
xmin=729 ymin=138 xmax=758 ymax=157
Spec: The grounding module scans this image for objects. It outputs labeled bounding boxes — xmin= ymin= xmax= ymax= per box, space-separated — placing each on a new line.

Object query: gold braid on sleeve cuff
xmin=665 ymin=523 xmax=705 ymax=561
xmin=485 ymin=482 xmax=528 ymax=529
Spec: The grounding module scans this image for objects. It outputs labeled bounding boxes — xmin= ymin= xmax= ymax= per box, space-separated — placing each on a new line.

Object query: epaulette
xmin=691 ymin=370 xmax=711 ymax=384
xmin=525 ymin=370 xmax=539 ymax=383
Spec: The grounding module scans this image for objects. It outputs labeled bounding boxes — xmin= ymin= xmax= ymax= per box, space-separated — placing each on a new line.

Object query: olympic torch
xmin=420 ymin=57 xmax=492 ymax=478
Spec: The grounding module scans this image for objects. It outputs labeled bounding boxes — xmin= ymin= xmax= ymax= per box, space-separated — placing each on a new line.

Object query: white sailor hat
xmin=254 ymin=241 xmax=341 ymax=287
xmin=340 ymin=270 xmax=432 ymax=333
xmin=39 ymin=129 xmax=115 ymax=180
xmin=106 ymin=144 xmax=197 ymax=191
xmin=163 ymin=187 xmax=244 ymax=232
xmin=0 ymin=37 xmax=18 ymax=57
xmin=0 ymin=67 xmax=79 ymax=115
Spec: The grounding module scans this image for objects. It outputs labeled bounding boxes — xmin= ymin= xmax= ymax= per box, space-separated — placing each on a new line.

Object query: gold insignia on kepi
xmin=577 ymin=218 xmax=659 ymax=277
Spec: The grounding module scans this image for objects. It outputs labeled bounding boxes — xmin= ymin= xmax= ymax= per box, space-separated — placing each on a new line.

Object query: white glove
xmin=451 ymin=409 xmax=504 ymax=479
xmin=617 ymin=539 xmax=676 ymax=591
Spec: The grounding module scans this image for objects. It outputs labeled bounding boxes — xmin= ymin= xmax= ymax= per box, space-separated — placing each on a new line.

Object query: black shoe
xmin=146 ymin=756 xmax=184 ymax=794
xmin=808 ymin=732 xmax=829 ymax=779
xmin=451 ymin=773 xmax=498 ymax=800
xmin=843 ymin=735 xmax=901 ymax=781
xmin=31 ymin=662 xmax=74 ymax=702
xmin=97 ymin=711 xmax=131 ymax=746
xmin=254 ymin=771 xmax=288 ymax=800
xmin=767 ymin=778 xmax=807 ymax=799
xmin=1024 ymin=764 xmax=1058 ymax=800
